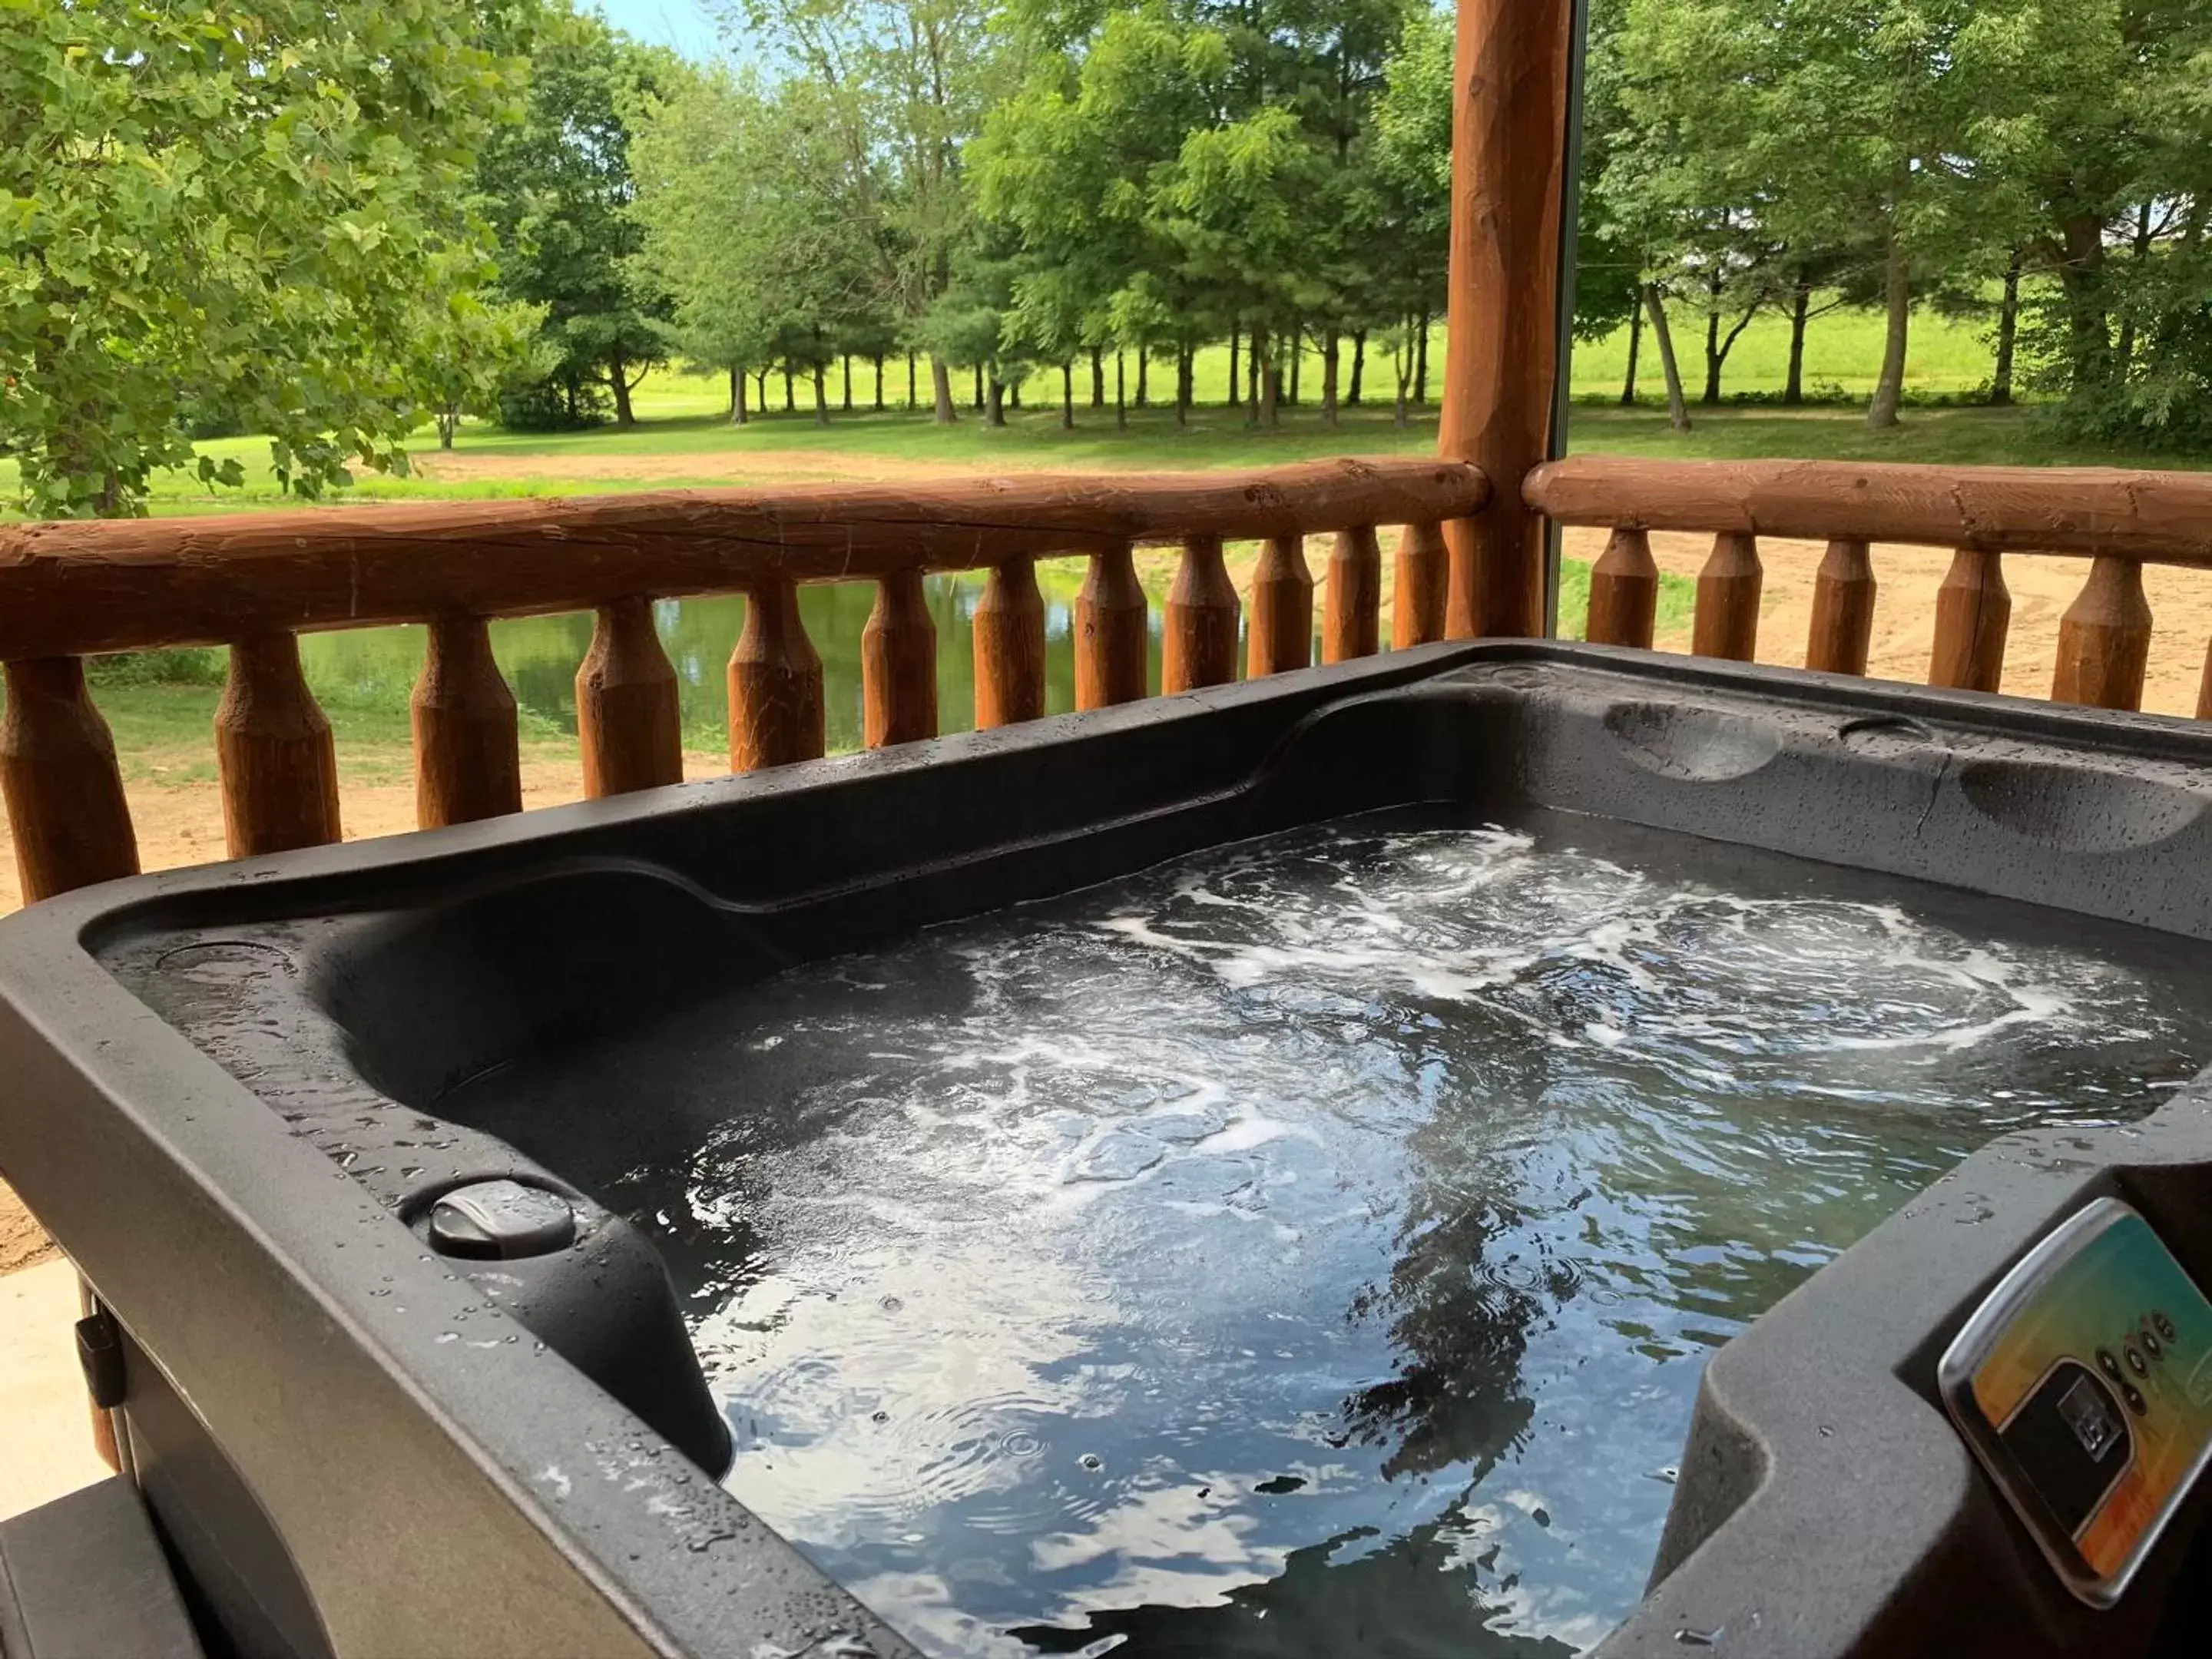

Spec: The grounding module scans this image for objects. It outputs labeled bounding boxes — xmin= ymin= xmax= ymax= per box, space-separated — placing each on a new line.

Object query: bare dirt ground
xmin=412 ymin=446 xmax=1063 ymax=485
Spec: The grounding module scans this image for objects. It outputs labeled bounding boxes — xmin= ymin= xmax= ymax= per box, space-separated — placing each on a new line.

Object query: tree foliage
xmin=1 ymin=0 xmax=521 ymax=515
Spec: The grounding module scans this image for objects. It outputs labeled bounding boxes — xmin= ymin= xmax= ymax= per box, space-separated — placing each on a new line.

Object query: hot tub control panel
xmin=1939 ymin=1197 xmax=2212 ymax=1607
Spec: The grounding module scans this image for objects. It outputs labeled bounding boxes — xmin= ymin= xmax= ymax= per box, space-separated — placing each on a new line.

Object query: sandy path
xmin=414 ymin=446 xmax=1096 ymax=485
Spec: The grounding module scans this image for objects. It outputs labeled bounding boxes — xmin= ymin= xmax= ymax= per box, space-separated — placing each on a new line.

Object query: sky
xmin=590 ymin=0 xmax=724 ymax=58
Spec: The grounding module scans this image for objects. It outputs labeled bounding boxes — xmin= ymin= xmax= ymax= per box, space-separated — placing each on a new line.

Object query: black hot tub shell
xmin=7 ymin=641 xmax=2212 ymax=1658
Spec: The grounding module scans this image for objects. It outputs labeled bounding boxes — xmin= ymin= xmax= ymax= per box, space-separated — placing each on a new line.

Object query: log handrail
xmin=1 ymin=457 xmax=1485 ymax=908
xmin=1527 ymin=452 xmax=2212 ymax=720
xmin=0 ymin=459 xmax=1488 ymax=659
xmin=1525 ymin=455 xmax=2212 ymax=565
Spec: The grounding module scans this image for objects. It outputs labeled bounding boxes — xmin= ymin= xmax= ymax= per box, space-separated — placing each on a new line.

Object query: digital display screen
xmin=2058 ymin=1373 xmax=2124 ymax=1462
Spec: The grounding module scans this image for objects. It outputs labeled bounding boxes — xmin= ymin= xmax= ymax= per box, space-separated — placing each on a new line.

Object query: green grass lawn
xmin=6 ymin=296 xmax=2205 ymax=521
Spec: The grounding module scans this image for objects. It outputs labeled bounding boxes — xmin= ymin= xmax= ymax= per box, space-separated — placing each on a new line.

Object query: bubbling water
xmin=443 ymin=809 xmax=2212 ymax=1657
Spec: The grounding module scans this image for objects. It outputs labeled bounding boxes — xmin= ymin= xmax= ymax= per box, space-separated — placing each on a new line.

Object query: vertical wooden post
xmin=216 ymin=633 xmax=342 ymax=856
xmin=1248 ymin=534 xmax=1314 ymax=677
xmin=0 ymin=657 xmax=139 ymax=902
xmin=577 ymin=597 xmax=683 ymax=796
xmin=1805 ymin=539 xmax=1876 ymax=676
xmin=1584 ymin=527 xmax=1658 ymax=648
xmin=973 ymin=558 xmax=1046 ymax=728
xmin=1437 ymin=0 xmax=1576 ymax=638
xmin=1928 ymin=549 xmax=2011 ymax=694
xmin=412 ymin=615 xmax=522 ymax=827
xmin=1323 ymin=525 xmax=1382 ymax=664
xmin=728 ymin=578 xmax=826 ymax=770
xmin=862 ymin=569 xmax=939 ymax=746
xmin=2051 ymin=556 xmax=2151 ymax=712
xmin=1692 ymin=532 xmax=1763 ymax=662
xmin=1392 ymin=522 xmax=1449 ymax=650
xmin=1162 ymin=533 xmax=1240 ymax=693
xmin=1075 ymin=541 xmax=1148 ymax=710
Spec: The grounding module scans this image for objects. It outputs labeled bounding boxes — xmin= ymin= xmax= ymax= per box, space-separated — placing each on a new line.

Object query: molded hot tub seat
xmin=7 ymin=641 xmax=2212 ymax=1657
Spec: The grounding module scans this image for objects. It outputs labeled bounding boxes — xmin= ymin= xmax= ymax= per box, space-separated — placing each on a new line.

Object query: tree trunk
xmin=1867 ymin=228 xmax=1909 ymax=430
xmin=783 ymin=364 xmax=795 ymax=412
xmin=1177 ymin=343 xmax=1193 ymax=425
xmin=1227 ymin=328 xmax=1240 ymax=409
xmin=1394 ymin=321 xmax=1413 ymax=428
xmin=1413 ymin=310 xmax=1429 ymax=405
xmin=1321 ymin=329 xmax=1340 ymax=426
xmin=1991 ymin=253 xmax=2022 ymax=407
xmin=1701 ymin=274 xmax=1725 ymax=406
xmin=1090 ymin=346 xmax=1105 ymax=409
xmin=1348 ymin=329 xmax=1366 ymax=405
xmin=1259 ymin=328 xmax=1281 ymax=429
xmin=2058 ymin=213 xmax=2112 ymax=403
xmin=985 ymin=375 xmax=1005 ymax=427
xmin=437 ymin=409 xmax=458 ymax=448
xmin=1644 ymin=286 xmax=1691 ymax=432
xmin=907 ymin=351 xmax=917 ymax=412
xmin=1135 ymin=345 xmax=1148 ymax=407
xmin=1246 ymin=325 xmax=1262 ymax=422
xmin=873 ymin=353 xmax=884 ymax=412
xmin=1010 ymin=379 xmax=1022 ymax=409
xmin=929 ymin=356 xmax=956 ymax=424
xmin=2115 ymin=200 xmax=2155 ymax=370
xmin=757 ymin=367 xmax=770 ymax=410
xmin=1287 ymin=321 xmax=1301 ymax=405
xmin=730 ymin=365 xmax=747 ymax=426
xmin=1115 ymin=352 xmax=1127 ymax=429
xmin=841 ymin=353 xmax=853 ymax=412
xmin=1061 ymin=362 xmax=1075 ymax=429
xmin=813 ymin=357 xmax=831 ymax=427
xmin=610 ymin=352 xmax=636 ymax=427
xmin=1783 ymin=280 xmax=1811 ymax=406
xmin=972 ymin=364 xmax=985 ymax=411
xmin=1621 ymin=302 xmax=1642 ymax=405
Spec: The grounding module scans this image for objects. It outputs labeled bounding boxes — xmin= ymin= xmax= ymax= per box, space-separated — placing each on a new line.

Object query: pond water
xmin=293 ymin=566 xmax=1184 ymax=753
xmin=441 ymin=808 xmax=2212 ymax=1657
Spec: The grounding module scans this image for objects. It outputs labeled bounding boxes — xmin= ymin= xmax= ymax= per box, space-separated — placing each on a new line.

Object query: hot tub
xmin=7 ymin=642 xmax=2212 ymax=1658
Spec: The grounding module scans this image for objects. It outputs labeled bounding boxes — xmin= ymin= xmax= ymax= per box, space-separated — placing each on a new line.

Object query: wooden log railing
xmin=1525 ymin=455 xmax=2212 ymax=715
xmin=0 ymin=458 xmax=1488 ymax=906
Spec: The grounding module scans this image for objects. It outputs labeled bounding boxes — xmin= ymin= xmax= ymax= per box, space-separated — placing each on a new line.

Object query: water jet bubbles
xmin=1078 ymin=1453 xmax=1103 ymax=1472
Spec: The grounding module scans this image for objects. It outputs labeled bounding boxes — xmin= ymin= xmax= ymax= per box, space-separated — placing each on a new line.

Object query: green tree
xmin=2005 ymin=0 xmax=2212 ymax=445
xmin=628 ymin=65 xmax=876 ymax=426
xmin=476 ymin=5 xmax=677 ymax=429
xmin=1618 ymin=0 xmax=2053 ymax=430
xmin=0 ymin=0 xmax=518 ymax=516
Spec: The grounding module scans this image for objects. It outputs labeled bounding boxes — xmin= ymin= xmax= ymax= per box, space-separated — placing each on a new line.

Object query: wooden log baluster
xmin=974 ymin=558 xmax=1047 ymax=728
xmin=1247 ymin=534 xmax=1314 ymax=678
xmin=1392 ymin=522 xmax=1449 ymax=650
xmin=1927 ymin=549 xmax=2011 ymax=694
xmin=216 ymin=633 xmax=341 ymax=857
xmin=2199 ymin=642 xmax=2212 ymax=723
xmin=1584 ymin=527 xmax=1658 ymax=649
xmin=413 ymin=615 xmax=523 ymax=828
xmin=1443 ymin=525 xmax=1481 ymax=641
xmin=1163 ymin=534 xmax=1240 ymax=693
xmin=1805 ymin=539 xmax=1876 ymax=676
xmin=577 ymin=597 xmax=683 ymax=797
xmin=728 ymin=578 xmax=826 ymax=770
xmin=1691 ymin=532 xmax=1762 ymax=663
xmin=1323 ymin=525 xmax=1382 ymax=664
xmin=2051 ymin=556 xmax=2151 ymax=712
xmin=863 ymin=569 xmax=939 ymax=747
xmin=0 ymin=657 xmax=140 ymax=902
xmin=1075 ymin=541 xmax=1148 ymax=710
